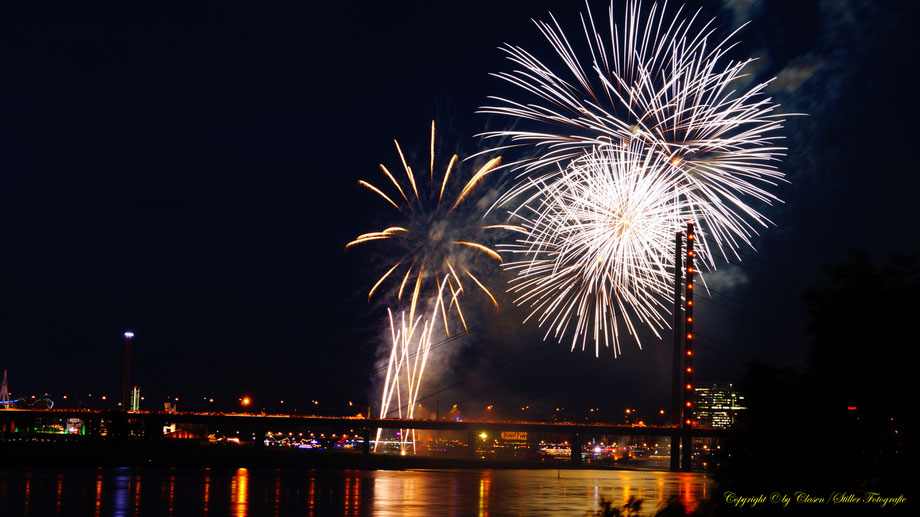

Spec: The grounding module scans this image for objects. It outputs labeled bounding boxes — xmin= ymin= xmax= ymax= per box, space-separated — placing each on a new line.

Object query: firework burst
xmin=348 ymin=121 xmax=512 ymax=335
xmin=349 ymin=122 xmax=514 ymax=449
xmin=503 ymin=142 xmax=698 ymax=355
xmin=481 ymin=0 xmax=789 ymax=265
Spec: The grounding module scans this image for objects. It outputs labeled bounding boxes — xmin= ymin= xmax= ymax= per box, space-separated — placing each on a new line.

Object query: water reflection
xmin=23 ymin=472 xmax=30 ymax=516
xmin=478 ymin=471 xmax=492 ymax=517
xmin=343 ymin=471 xmax=362 ymax=516
xmin=367 ymin=470 xmax=711 ymax=516
xmin=202 ymin=471 xmax=211 ymax=515
xmin=167 ymin=473 xmax=176 ymax=516
xmin=272 ymin=473 xmax=281 ymax=517
xmin=94 ymin=472 xmax=102 ymax=517
xmin=134 ymin=474 xmax=142 ymax=516
xmin=111 ymin=468 xmax=130 ymax=517
xmin=306 ymin=474 xmax=315 ymax=516
xmin=55 ymin=472 xmax=63 ymax=515
xmin=0 ymin=467 xmax=712 ymax=516
xmin=231 ymin=467 xmax=248 ymax=517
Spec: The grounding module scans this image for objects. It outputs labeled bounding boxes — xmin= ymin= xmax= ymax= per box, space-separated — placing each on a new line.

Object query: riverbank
xmin=0 ymin=440 xmax=655 ymax=470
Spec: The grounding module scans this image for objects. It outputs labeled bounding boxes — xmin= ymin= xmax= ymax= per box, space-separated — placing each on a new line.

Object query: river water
xmin=0 ymin=467 xmax=713 ymax=516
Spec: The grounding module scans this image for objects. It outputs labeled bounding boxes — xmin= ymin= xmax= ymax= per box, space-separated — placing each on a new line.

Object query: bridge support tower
xmin=670 ymin=230 xmax=684 ymax=472
xmin=570 ymin=433 xmax=582 ymax=464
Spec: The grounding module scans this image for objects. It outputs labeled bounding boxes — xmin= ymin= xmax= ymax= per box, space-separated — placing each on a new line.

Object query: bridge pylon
xmin=670 ymin=231 xmax=683 ymax=472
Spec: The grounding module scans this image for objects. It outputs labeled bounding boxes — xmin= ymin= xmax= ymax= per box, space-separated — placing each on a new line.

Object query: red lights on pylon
xmin=679 ymin=222 xmax=696 ymax=465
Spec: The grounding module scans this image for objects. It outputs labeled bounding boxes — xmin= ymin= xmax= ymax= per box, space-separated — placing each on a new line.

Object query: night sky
xmin=1 ymin=0 xmax=917 ymax=419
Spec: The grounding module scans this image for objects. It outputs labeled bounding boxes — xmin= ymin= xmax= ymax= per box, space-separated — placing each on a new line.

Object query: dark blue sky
xmin=1 ymin=0 xmax=917 ymax=418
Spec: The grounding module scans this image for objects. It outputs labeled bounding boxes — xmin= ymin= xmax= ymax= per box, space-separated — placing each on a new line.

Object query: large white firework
xmin=503 ymin=143 xmax=698 ymax=355
xmin=481 ymin=0 xmax=788 ymax=264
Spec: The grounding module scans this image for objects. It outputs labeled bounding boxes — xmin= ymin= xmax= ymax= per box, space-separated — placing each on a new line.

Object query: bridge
xmin=0 ymin=409 xmax=728 ymax=468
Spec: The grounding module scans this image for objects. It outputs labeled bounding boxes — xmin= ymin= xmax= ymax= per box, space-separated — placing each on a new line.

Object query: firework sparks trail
xmin=479 ymin=0 xmax=790 ymax=266
xmin=350 ymin=122 xmax=516 ymax=452
xmin=374 ymin=280 xmax=450 ymax=454
xmin=503 ymin=143 xmax=699 ymax=355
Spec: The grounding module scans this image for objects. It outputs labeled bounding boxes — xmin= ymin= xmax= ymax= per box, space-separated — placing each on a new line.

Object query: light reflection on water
xmin=112 ymin=468 xmax=131 ymax=517
xmin=203 ymin=471 xmax=212 ymax=515
xmin=0 ymin=467 xmax=712 ymax=516
xmin=94 ymin=472 xmax=102 ymax=517
xmin=231 ymin=467 xmax=248 ymax=517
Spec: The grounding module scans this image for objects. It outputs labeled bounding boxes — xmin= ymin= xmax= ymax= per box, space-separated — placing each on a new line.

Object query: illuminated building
xmin=693 ymin=383 xmax=746 ymax=428
xmin=130 ymin=386 xmax=141 ymax=411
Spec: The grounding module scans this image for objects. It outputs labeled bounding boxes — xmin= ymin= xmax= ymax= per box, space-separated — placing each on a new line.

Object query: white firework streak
xmin=479 ymin=0 xmax=789 ymax=266
xmin=374 ymin=279 xmax=451 ymax=454
xmin=501 ymin=143 xmax=699 ymax=356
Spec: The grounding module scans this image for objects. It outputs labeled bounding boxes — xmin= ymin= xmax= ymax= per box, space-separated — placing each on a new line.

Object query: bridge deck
xmin=0 ymin=409 xmax=729 ymax=438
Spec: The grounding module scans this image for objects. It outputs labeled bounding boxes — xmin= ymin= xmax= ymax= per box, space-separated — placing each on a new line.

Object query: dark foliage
xmin=716 ymin=252 xmax=914 ymax=502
